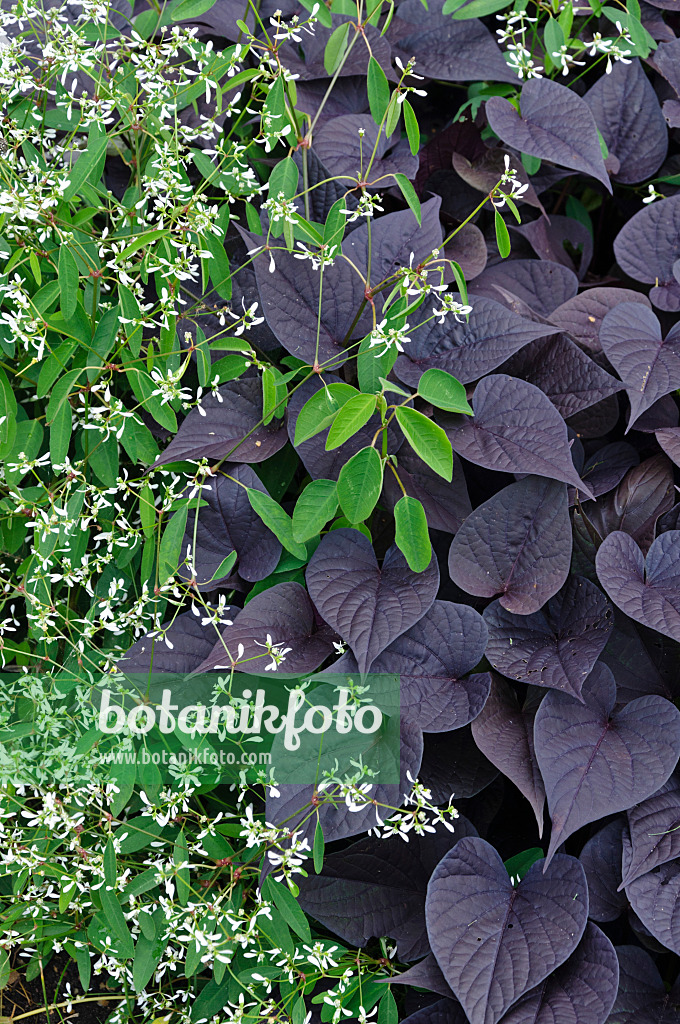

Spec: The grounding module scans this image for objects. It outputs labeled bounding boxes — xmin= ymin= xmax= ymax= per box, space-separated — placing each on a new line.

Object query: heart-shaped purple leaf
xmin=441 ymin=374 xmax=593 ymax=494
xmin=608 ymin=945 xmax=680 ymax=1023
xmin=599 ymin=303 xmax=680 ymax=429
xmin=389 ymin=953 xmax=456 ymax=1001
xmin=620 ymin=774 xmax=680 ymax=888
xmin=596 ymin=530 xmax=680 ymax=642
xmin=306 ymin=529 xmax=439 ymax=673
xmin=613 ymin=194 xmax=680 ymax=311
xmin=483 ymin=576 xmax=613 ymax=701
xmin=194 ymin=581 xmax=337 ymax=676
xmin=471 ymin=676 xmax=546 ymax=836
xmin=425 ymin=837 xmax=588 ymax=1024
xmin=657 ymin=427 xmax=680 ymax=467
xmin=626 ymin=858 xmax=680 ymax=955
xmin=579 ymin=820 xmax=627 ymax=922
xmin=343 ymin=197 xmax=444 ymax=292
xmin=573 ymin=442 xmax=640 ymax=502
xmin=583 ymin=455 xmax=675 ymax=554
xmin=486 ymin=78 xmax=611 ymax=191
xmin=118 ymin=609 xmax=233 ymax=676
xmin=449 ymin=476 xmax=572 ymax=615
xmin=498 ymin=922 xmax=619 ymax=1024
xmin=534 ymin=662 xmax=680 ymax=866
xmin=382 ymin=444 xmax=471 ymax=535
xmin=420 ymin=727 xmax=499 ymax=802
xmin=314 ymin=114 xmax=418 ymax=186
xmin=513 ymin=216 xmax=593 ymax=280
xmin=549 ymin=287 xmax=651 ymax=356
xmin=400 ymin=1001 xmax=468 ymax=1024
xmin=469 ymin=259 xmax=578 ymax=316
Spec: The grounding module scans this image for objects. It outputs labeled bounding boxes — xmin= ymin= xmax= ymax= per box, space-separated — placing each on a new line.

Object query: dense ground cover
xmin=1 ymin=0 xmax=680 ymax=1022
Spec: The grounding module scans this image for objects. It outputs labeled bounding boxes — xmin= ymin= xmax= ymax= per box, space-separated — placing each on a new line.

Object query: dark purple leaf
xmin=179 ymin=465 xmax=281 ymax=588
xmin=343 ymin=197 xmax=444 ymax=292
xmin=330 ymin=600 xmax=490 ymax=733
xmin=486 ymin=78 xmax=611 ymax=191
xmin=483 ymin=576 xmax=613 ymax=702
xmin=420 ymin=726 xmax=499 ymax=802
xmin=452 ymin=149 xmax=545 ymax=214
xmin=294 ymin=77 xmax=369 ymax=127
xmin=470 ymin=676 xmax=546 ymax=836
xmin=277 ymin=20 xmax=394 ymax=80
xmin=387 ymin=0 xmax=517 ymax=84
xmin=609 ymin=945 xmax=680 ymax=1024
xmin=265 ymin=718 xmax=423 ymax=846
xmin=501 ymin=334 xmax=622 ymax=419
xmin=448 ymin=477 xmax=572 ymax=615
xmin=600 ymin=613 xmax=674 ymax=704
xmin=620 ymin=775 xmax=680 ymax=888
xmin=663 ymin=99 xmax=680 ymax=127
xmin=446 ymin=224 xmax=487 ymax=281
xmin=566 ymin=394 xmax=620 ymax=439
xmin=194 ymin=581 xmax=337 ymax=676
xmin=549 ymin=287 xmax=652 ymax=356
xmin=118 ymin=609 xmax=231 ymax=675
xmin=582 ymin=455 xmax=676 ymax=554
xmin=425 ymin=838 xmax=588 ymax=1024
xmin=389 ymin=953 xmax=456 ymax=1001
xmin=576 ymin=443 xmax=640 ymax=501
xmin=579 ymin=820 xmax=627 ymax=922
xmin=297 ymin=819 xmax=476 ymax=961
xmin=584 ymin=59 xmax=667 ymax=184
xmin=314 ymin=114 xmax=418 ymax=186
xmin=151 ymin=378 xmax=287 ymax=469
xmin=382 ymin=444 xmax=471 ymax=535
xmin=441 ymin=374 xmax=594 ymax=494
xmin=394 ymin=297 xmax=558 ymax=389
xmin=630 ymin=394 xmax=679 ymax=433
xmin=596 ymin=530 xmax=680 ymax=642
xmin=599 ymin=303 xmax=680 ymax=429
xmin=292 ymin=147 xmax=358 ymax=222
xmin=534 ymin=662 xmax=680 ymax=866
xmin=649 ymin=36 xmax=680 ymax=93
xmin=468 ymin=259 xmax=578 ymax=316
xmin=498 ymin=923 xmax=618 ymax=1024
xmin=613 ymin=195 xmax=680 ymax=312
xmin=626 ymin=859 xmax=680 ymax=955
xmin=306 ymin=529 xmax=439 ymax=673
xmin=656 ymin=427 xmax=680 ymax=467
xmin=237 ymin=227 xmax=369 ymax=368
xmin=400 ymin=1001 xmax=468 ymax=1024
xmin=512 ymin=216 xmax=593 ymax=279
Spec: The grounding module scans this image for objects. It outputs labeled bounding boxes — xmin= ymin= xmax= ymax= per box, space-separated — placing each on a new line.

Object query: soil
xmin=0 ymin=951 xmax=118 ymax=1024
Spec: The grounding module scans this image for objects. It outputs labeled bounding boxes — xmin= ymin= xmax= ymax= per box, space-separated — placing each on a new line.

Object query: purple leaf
xmin=486 ymin=78 xmax=611 ymax=192
xmin=448 ymin=477 xmax=572 ymax=615
xmin=277 ymin=19 xmax=394 ymax=80
xmin=498 ymin=923 xmax=619 ymax=1024
xmin=389 ymin=953 xmax=456 ymax=1001
xmin=596 ymin=530 xmax=680 ymax=642
xmin=382 ymin=445 xmax=471 ymax=535
xmin=483 ymin=576 xmax=613 ymax=702
xmin=446 ymin=224 xmax=487 ymax=281
xmin=575 ymin=442 xmax=640 ymax=502
xmin=626 ymin=859 xmax=680 ymax=955
xmin=649 ymin=36 xmax=680 ymax=92
xmin=452 ymin=149 xmax=545 ymax=214
xmin=118 ymin=609 xmax=232 ymax=675
xmin=630 ymin=394 xmax=679 ymax=433
xmin=294 ymin=78 xmax=369 ymax=127
xmin=420 ymin=727 xmax=499 ymax=802
xmin=468 ymin=259 xmax=578 ymax=317
xmin=425 ymin=837 xmax=588 ymax=1024
xmin=613 ymin=195 xmax=680 ymax=312
xmin=600 ymin=613 xmax=674 ymax=704
xmin=609 ymin=945 xmax=680 ymax=1024
xmin=314 ymin=114 xmax=418 ymax=186
xmin=151 ymin=378 xmax=287 ymax=469
xmin=343 ymin=197 xmax=444 ymax=292
xmin=306 ymin=529 xmax=439 ymax=673
xmin=400 ymin=1001 xmax=468 ymax=1024
xmin=620 ymin=774 xmax=680 ymax=888
xmin=394 ymin=297 xmax=557 ymax=388
xmin=566 ymin=394 xmax=620 ymax=439
xmin=194 ymin=581 xmax=337 ymax=676
xmin=179 ymin=465 xmax=281 ymax=588
xmin=387 ymin=0 xmax=517 ymax=84
xmin=579 ymin=820 xmax=627 ymax=922
xmin=656 ymin=427 xmax=680 ymax=467
xmin=238 ymin=227 xmax=369 ymax=367
xmin=297 ymin=819 xmax=476 ymax=961
xmin=340 ymin=600 xmax=490 ymax=732
xmin=599 ymin=303 xmax=680 ymax=429
xmin=440 ymin=374 xmax=594 ymax=494
xmin=512 ymin=216 xmax=593 ymax=280
xmin=584 ymin=59 xmax=668 ymax=184
xmin=549 ymin=287 xmax=652 ymax=357
xmin=500 ymin=334 xmax=622 ymax=419
xmin=470 ymin=676 xmax=546 ymax=836
xmin=534 ymin=662 xmax=680 ymax=867
xmin=582 ymin=455 xmax=675 ymax=554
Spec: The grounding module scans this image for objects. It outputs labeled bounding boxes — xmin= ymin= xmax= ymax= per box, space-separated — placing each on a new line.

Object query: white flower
xmin=368 ymin=319 xmax=411 ymax=358
xmin=253 ymin=634 xmax=292 ymax=671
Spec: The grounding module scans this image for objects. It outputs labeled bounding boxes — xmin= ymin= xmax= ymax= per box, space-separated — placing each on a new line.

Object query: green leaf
xmin=403 ymin=99 xmax=420 ymax=156
xmin=0 ymin=366 xmax=17 ymax=456
xmin=208 ymin=550 xmax=237 ymax=582
xmin=62 ymin=123 xmax=107 ymax=199
xmin=385 ymin=91 xmax=400 ymax=137
xmin=269 ymin=156 xmax=299 ymax=202
xmin=263 ymin=876 xmax=312 ymax=943
xmin=294 ymin=382 xmax=359 ymax=445
xmin=119 ymin=284 xmax=143 ymax=357
xmin=292 ymin=478 xmax=338 ymax=542
xmin=494 ymin=208 xmax=511 ymax=258
xmin=45 ymin=368 xmax=84 ymax=424
xmin=443 ymin=0 xmax=512 ymax=16
xmin=174 ymin=831 xmax=191 ymax=907
xmin=324 ymin=21 xmax=351 ymax=75
xmin=394 ymin=406 xmax=453 ymax=481
xmin=0 ymin=949 xmax=9 ymax=990
xmin=125 ymin=367 xmax=178 ymax=433
xmin=50 ymin=400 xmax=72 ymax=467
xmin=324 ymin=197 xmax=347 ymax=250
xmin=171 ymin=0 xmax=217 ymax=19
xmin=521 ymin=152 xmax=541 ymax=175
xmin=393 ymin=173 xmax=421 ymax=225
xmin=65 ymin=940 xmax=91 ymax=991
xmin=504 ymin=847 xmax=544 ymax=883
xmin=158 ymin=506 xmax=189 ymax=580
xmin=543 ymin=16 xmax=565 ymax=59
xmin=337 ymin=446 xmax=383 ymax=523
xmin=378 ymin=989 xmax=398 ymax=1024
xmin=367 ymin=56 xmax=390 ymax=125
xmin=132 ymin=927 xmax=168 ymax=993
xmin=313 ymin=817 xmax=325 ymax=873
xmin=325 ymin=393 xmax=377 ymax=450
xmin=448 ymin=259 xmax=468 ymax=307
xmin=261 ymin=365 xmax=287 ymax=425
xmin=201 ymin=230 xmax=232 ymax=300
xmin=101 ymin=840 xmax=134 ymax=959
xmin=394 ymin=495 xmax=431 ymax=572
xmin=247 ymin=489 xmax=307 ymax=560
xmin=118 ymin=229 xmax=167 ymax=260
xmin=58 ymin=245 xmax=79 ymax=320
xmin=418 ymin=367 xmax=472 ymax=414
